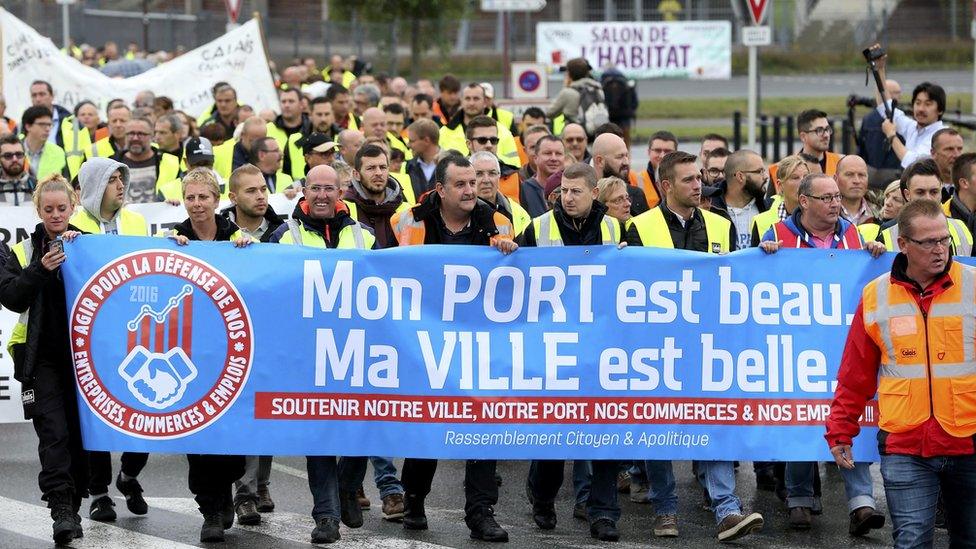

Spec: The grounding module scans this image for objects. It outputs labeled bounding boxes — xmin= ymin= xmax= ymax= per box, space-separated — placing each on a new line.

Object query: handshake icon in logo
xmin=118 ymin=347 xmax=198 ymax=410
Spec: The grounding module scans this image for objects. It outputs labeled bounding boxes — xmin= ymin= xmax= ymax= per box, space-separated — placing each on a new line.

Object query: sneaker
xmin=532 ymin=502 xmax=556 ymax=530
xmin=311 ymin=517 xmax=341 ymax=544
xmin=339 ymin=490 xmax=364 ymax=528
xmin=717 ymin=512 xmax=763 ymax=542
xmin=402 ymin=493 xmax=428 ymax=530
xmin=50 ymin=498 xmax=75 ymax=545
xmin=616 ymin=471 xmax=631 ymax=493
xmin=115 ymin=474 xmax=148 ymax=515
xmin=629 ymin=483 xmax=650 ymax=503
xmin=235 ymin=499 xmax=260 ymax=526
xmin=466 ymin=507 xmax=509 ymax=542
xmin=256 ymin=484 xmax=275 ymax=513
xmin=89 ymin=495 xmax=117 ymax=522
xmin=573 ymin=502 xmax=587 ymax=520
xmin=356 ymin=485 xmax=370 ymax=510
xmin=849 ymin=506 xmax=885 ymax=537
xmin=653 ymin=514 xmax=678 ymax=537
xmin=200 ymin=513 xmax=225 ymax=543
xmin=590 ymin=518 xmax=620 ymax=541
xmin=789 ymin=507 xmax=812 ymax=530
xmin=382 ymin=493 xmax=405 ymax=521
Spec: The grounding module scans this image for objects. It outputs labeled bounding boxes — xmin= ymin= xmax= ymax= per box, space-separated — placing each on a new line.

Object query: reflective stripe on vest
xmin=628 ymin=170 xmax=660 ymax=209
xmin=69 ymin=208 xmax=148 ymax=236
xmin=863 ymin=263 xmax=976 ymax=436
xmin=882 ymin=218 xmax=973 ymax=255
xmin=627 ymin=207 xmax=730 ymax=253
xmin=7 ymin=239 xmax=33 ymax=351
xmin=282 ymin=218 xmax=368 ymax=249
xmin=534 ymin=211 xmax=617 ymax=247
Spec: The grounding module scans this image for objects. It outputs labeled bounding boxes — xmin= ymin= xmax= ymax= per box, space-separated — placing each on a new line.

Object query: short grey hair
xmin=797 ymin=173 xmax=832 ymax=198
xmin=469 ymin=151 xmax=500 ymax=170
xmin=352 ymin=84 xmax=380 ymax=108
xmin=159 ymin=113 xmax=183 ymax=134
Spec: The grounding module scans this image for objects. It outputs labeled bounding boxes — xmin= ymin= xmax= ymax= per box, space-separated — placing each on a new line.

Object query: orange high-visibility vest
xmin=770 ymin=151 xmax=840 ymax=192
xmin=499 ymin=172 xmax=521 ymax=204
xmin=628 ymin=170 xmax=660 ymax=208
xmin=391 ymin=204 xmax=514 ymax=246
xmin=862 ymin=261 xmax=976 ymax=438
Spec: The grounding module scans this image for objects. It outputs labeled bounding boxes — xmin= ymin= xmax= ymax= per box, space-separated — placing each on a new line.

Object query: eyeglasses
xmin=474 ymin=170 xmax=500 ymax=178
xmin=803 ymin=193 xmax=842 ymax=203
xmin=0 ymin=152 xmax=25 ymax=160
xmin=472 ymin=137 xmax=500 ymax=145
xmin=905 ymin=235 xmax=951 ymax=250
xmin=306 ymin=185 xmax=338 ymax=193
xmin=650 ymin=148 xmax=675 ymax=155
xmin=705 ymin=168 xmax=724 ymax=176
xmin=802 ymin=126 xmax=833 ymax=136
xmin=607 ymin=195 xmax=631 ymax=206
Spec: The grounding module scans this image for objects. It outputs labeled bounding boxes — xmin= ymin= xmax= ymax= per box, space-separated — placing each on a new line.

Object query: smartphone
xmin=47 ymin=239 xmax=64 ymax=255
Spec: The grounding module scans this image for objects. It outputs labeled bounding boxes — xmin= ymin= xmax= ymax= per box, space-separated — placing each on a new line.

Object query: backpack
xmin=577 ymin=84 xmax=609 ymax=136
xmin=602 ymin=74 xmax=638 ymax=120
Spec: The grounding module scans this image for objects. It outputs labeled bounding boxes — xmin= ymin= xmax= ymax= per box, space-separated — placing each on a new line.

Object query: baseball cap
xmin=297 ymin=132 xmax=338 ymax=154
xmin=480 ymin=82 xmax=495 ymax=99
xmin=184 ymin=137 xmax=214 ymax=164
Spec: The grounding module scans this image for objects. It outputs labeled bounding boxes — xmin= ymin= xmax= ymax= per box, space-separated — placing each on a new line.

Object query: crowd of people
xmin=0 ymin=48 xmax=973 ymax=549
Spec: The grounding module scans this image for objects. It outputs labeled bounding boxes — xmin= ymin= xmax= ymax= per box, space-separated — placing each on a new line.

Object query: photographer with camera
xmin=866 ymin=46 xmax=947 ymax=170
xmin=0 ymin=175 xmax=86 ymax=544
xmin=853 ymin=80 xmax=904 ymax=189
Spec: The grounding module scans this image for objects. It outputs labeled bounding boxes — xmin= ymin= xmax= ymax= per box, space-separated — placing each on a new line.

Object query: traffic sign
xmin=742 ymin=26 xmax=771 ymax=47
xmin=481 ymin=0 xmax=546 ymax=12
xmin=746 ymin=0 xmax=770 ymax=26
xmin=510 ymin=62 xmax=548 ymax=99
xmin=224 ymin=0 xmax=243 ymax=22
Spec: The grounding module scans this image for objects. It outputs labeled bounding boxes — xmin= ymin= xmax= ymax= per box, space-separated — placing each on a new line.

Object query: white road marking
xmin=271 ymin=460 xmax=309 ymax=480
xmin=0 ymin=494 xmax=199 ymax=548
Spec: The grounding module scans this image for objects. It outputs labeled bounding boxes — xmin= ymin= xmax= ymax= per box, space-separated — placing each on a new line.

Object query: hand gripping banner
xmin=62 ymin=236 xmax=901 ymax=460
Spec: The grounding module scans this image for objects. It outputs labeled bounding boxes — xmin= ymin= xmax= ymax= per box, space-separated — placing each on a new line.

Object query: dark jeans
xmin=306 ymin=456 xmax=339 ymax=520
xmin=186 ymin=454 xmax=245 ymax=514
xmin=89 ymin=451 xmax=149 ymax=495
xmin=528 ymin=460 xmax=619 ymax=522
xmin=400 ymin=458 xmax=498 ymax=519
xmin=881 ymin=453 xmax=976 ymax=548
xmin=31 ymin=362 xmax=89 ymax=502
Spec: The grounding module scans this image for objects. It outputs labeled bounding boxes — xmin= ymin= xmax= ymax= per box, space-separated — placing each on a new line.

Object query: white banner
xmin=0 ymin=8 xmax=279 ymax=120
xmin=0 ymin=195 xmax=298 ymax=423
xmin=536 ymin=21 xmax=731 ymax=79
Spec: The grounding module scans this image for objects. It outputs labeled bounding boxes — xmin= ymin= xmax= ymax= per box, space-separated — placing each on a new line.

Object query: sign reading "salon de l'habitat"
xmin=536 ymin=21 xmax=731 ymax=79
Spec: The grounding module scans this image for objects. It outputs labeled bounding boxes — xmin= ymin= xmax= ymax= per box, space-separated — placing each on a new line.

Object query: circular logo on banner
xmin=519 ymin=70 xmax=541 ymax=93
xmin=70 ymin=250 xmax=254 ymax=439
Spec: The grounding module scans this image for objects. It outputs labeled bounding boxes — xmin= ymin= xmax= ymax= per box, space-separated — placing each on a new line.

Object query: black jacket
xmin=219 ymin=203 xmax=284 ymax=243
xmin=268 ymin=199 xmax=377 ymax=249
xmin=410 ymin=191 xmax=502 ymax=245
xmin=708 ymin=179 xmax=769 ymax=222
xmin=518 ymin=200 xmax=622 ymax=247
xmin=0 ymin=223 xmax=81 ymax=385
xmin=172 ymin=215 xmax=241 ymax=241
xmin=626 ymin=205 xmax=737 ymax=252
xmin=405 ymin=156 xmax=436 ymax=200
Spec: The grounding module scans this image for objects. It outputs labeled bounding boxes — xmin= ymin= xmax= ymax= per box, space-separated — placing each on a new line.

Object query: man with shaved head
xmin=232 ymin=116 xmax=269 ymax=172
xmin=338 ymin=129 xmax=365 ymax=166
xmin=834 ymin=155 xmax=876 ymax=225
xmin=714 ymin=149 xmax=770 ymax=250
xmin=267 ymin=161 xmax=377 ymax=543
xmin=592 ymin=133 xmax=649 ymax=216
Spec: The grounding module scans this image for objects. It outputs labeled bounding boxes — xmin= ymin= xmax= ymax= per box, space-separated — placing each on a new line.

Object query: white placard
xmin=0 ymin=8 xmax=279 ymax=121
xmin=536 ymin=21 xmax=731 ymax=79
xmin=742 ymin=26 xmax=772 ymax=47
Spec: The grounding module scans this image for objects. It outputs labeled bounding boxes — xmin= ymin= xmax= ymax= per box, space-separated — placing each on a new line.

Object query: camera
xmin=847 ymin=94 xmax=876 ymax=109
xmin=862 ymin=45 xmax=886 ymax=63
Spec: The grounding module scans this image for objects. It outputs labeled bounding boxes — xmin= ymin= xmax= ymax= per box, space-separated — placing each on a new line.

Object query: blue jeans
xmin=306 ymin=456 xmax=339 ymax=520
xmin=786 ymin=461 xmax=874 ymax=512
xmin=644 ymin=460 xmax=677 ymax=516
xmin=572 ymin=460 xmax=591 ymax=506
xmin=881 ymin=453 xmax=976 ymax=548
xmin=370 ymin=457 xmax=403 ymax=498
xmin=694 ymin=461 xmax=741 ymax=523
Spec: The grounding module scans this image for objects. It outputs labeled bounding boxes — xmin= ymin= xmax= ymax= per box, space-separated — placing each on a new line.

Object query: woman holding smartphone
xmin=0 ymin=175 xmax=85 ymax=544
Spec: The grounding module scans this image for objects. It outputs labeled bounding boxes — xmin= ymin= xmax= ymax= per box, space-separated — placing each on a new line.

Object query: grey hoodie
xmin=78 ymin=157 xmax=130 ymax=222
xmin=349 ymin=176 xmax=401 ymax=205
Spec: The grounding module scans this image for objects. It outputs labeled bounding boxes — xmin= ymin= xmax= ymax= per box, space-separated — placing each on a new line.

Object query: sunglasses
xmin=472 ymin=137 xmax=499 ymax=145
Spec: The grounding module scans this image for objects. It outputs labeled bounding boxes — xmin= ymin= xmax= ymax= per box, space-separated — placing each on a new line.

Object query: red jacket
xmin=825 ymin=255 xmax=975 ymax=457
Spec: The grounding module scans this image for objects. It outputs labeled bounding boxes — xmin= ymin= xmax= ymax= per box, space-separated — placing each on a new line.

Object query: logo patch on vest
xmin=900 ymin=348 xmax=917 ymax=358
xmin=21 ymin=389 xmax=34 ymax=405
xmin=890 ymin=316 xmax=917 ymax=336
xmin=938 ymin=351 xmax=946 ymax=360
xmin=711 ymin=242 xmax=722 ymax=254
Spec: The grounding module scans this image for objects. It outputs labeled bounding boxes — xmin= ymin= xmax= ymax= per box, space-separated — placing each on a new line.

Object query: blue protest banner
xmin=62 ymin=235 xmax=900 ymax=460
